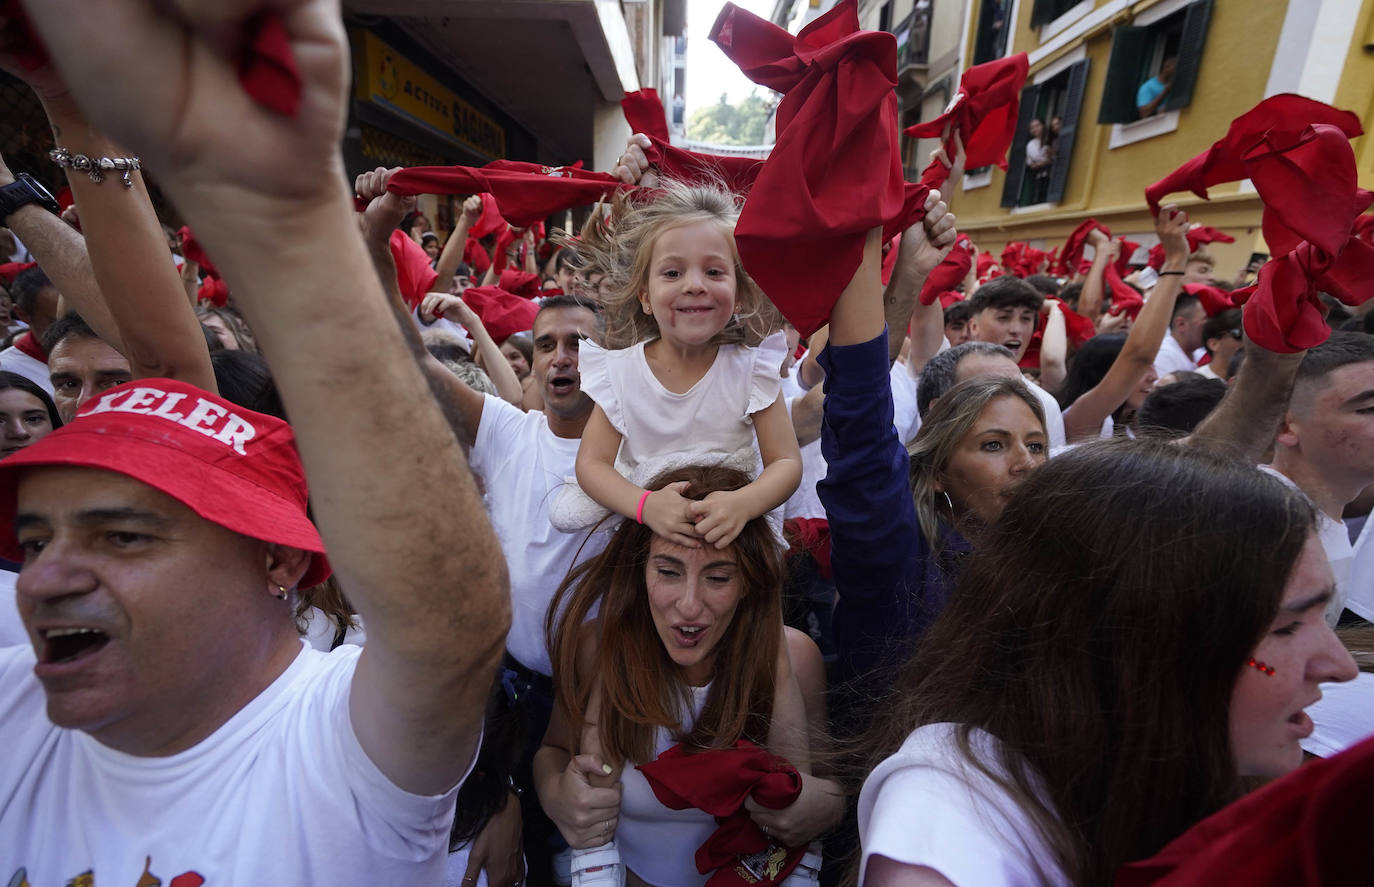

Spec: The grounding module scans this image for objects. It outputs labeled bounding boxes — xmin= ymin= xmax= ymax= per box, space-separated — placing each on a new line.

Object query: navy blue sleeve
xmin=816 ymin=332 xmax=924 ymax=604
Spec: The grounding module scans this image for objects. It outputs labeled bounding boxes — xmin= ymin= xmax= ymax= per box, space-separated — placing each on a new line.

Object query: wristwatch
xmin=0 ymin=173 xmax=60 ymax=224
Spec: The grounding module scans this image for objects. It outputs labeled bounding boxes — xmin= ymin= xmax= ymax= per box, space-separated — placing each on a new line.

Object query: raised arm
xmin=356 ymin=167 xmax=487 ymax=446
xmin=1038 ymin=299 xmax=1067 ymax=392
xmin=40 ymin=97 xmax=216 ymax=391
xmin=884 ymin=191 xmax=956 ymax=368
xmin=1061 ymin=206 xmax=1189 ymax=442
xmin=1076 ymin=229 xmax=1116 ymax=321
xmin=1183 ymin=337 xmax=1304 ymax=462
xmin=432 ymin=194 xmax=480 ymax=291
xmin=26 ymin=0 xmax=509 ymax=794
xmin=418 ymin=290 xmax=524 ymax=407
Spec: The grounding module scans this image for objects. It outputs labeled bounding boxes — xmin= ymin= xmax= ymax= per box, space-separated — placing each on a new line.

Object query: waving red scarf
xmin=1058 ymin=219 xmax=1144 ymax=317
xmin=919 ymin=234 xmax=973 ymax=305
xmin=710 ymin=0 xmax=930 ymax=337
xmin=905 ymin=53 xmax=1029 ymax=191
xmin=637 ymin=741 xmax=806 ymax=886
xmin=1148 ymin=96 xmax=1372 ymax=351
xmin=460 ymin=285 xmax=539 ymax=344
xmin=622 ymin=88 xmax=672 ymax=143
xmin=389 ymin=230 xmax=439 ymax=312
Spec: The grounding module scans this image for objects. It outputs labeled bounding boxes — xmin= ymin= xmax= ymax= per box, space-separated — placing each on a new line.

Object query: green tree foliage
xmin=686 ymin=92 xmax=774 ymax=145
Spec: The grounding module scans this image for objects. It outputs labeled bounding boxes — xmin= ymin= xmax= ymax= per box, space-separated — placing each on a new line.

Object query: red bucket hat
xmin=0 ymin=378 xmax=330 ymax=587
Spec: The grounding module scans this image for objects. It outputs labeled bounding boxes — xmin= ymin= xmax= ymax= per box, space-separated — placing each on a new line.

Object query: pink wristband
xmin=636 ymin=489 xmax=652 ymax=524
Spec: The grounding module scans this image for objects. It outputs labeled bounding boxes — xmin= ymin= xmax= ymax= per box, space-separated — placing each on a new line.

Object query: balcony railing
xmin=893 ymin=1 xmax=932 ymax=72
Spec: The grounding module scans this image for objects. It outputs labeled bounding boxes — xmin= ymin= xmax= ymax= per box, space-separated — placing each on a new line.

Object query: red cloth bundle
xmin=710 ymin=0 xmax=931 ymax=337
xmin=198 ymin=277 xmax=229 ymax=308
xmin=1185 ymin=225 xmax=1234 ymax=253
xmin=460 ymin=285 xmax=539 ymax=344
xmin=1184 ymin=282 xmax=1236 ymax=316
xmin=783 ymin=517 xmax=832 ymax=578
xmin=919 ymin=234 xmax=974 ymax=305
xmin=389 ymin=229 xmax=439 ymax=312
xmin=1059 ymin=219 xmax=1144 ymax=318
xmin=622 ymin=88 xmax=672 ymax=143
xmin=880 ymin=233 xmax=901 ymax=286
xmin=975 ymin=250 xmax=1001 ymax=281
xmin=1354 ymin=214 xmax=1374 ymax=246
xmin=471 ymin=193 xmax=507 ymax=240
xmin=1115 ymin=735 xmax=1374 ymax=887
xmin=0 ymin=2 xmax=300 ymax=115
xmin=0 ymin=261 xmax=35 ymax=285
xmin=1115 ymin=238 xmax=1141 ymax=276
xmin=1144 ymin=94 xmax=1362 ymax=214
xmin=637 ymin=741 xmax=806 ymax=886
xmin=498 ymin=268 xmax=542 ymax=300
xmin=177 ymin=225 xmax=220 ymax=279
xmin=937 ymin=290 xmax=965 ymax=310
xmin=905 ymin=53 xmax=1029 ymax=191
xmin=999 ymin=242 xmax=1046 ymax=278
xmin=492 ymin=228 xmax=518 ymax=274
xmin=464 ymin=238 xmax=492 ymax=277
xmin=1147 ymin=242 xmax=1166 ymax=271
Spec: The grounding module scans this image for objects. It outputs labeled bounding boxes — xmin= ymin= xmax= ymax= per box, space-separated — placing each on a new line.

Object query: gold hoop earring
xmin=275 ymin=585 xmax=289 ymax=601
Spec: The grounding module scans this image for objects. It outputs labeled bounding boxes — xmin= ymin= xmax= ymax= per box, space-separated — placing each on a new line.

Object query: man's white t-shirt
xmin=1347 ymin=517 xmax=1374 ymax=621
xmin=1152 ymin=332 xmax=1198 ymax=379
xmin=1026 ymin=380 xmax=1067 ymax=453
xmin=0 ymin=344 xmax=52 ymax=396
xmin=1259 ymin=465 xmax=1354 ymax=625
xmin=0 ymin=641 xmax=466 ymax=885
xmin=891 ymin=361 xmax=922 ymax=447
xmin=859 ymin=722 xmax=1068 ymax=887
xmin=0 ymin=568 xmax=24 ymax=648
xmin=469 ymin=395 xmax=608 ymax=676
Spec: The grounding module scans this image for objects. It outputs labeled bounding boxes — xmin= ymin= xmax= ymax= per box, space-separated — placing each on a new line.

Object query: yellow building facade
xmin=938 ymin=0 xmax=1374 ymax=278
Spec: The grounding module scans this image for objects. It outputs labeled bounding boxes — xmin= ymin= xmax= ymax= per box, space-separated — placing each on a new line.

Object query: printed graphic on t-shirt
xmin=8 ymin=856 xmax=205 ymax=887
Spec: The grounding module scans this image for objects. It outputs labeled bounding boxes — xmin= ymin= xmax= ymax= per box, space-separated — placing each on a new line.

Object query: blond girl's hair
xmin=569 ymin=179 xmax=780 ymax=350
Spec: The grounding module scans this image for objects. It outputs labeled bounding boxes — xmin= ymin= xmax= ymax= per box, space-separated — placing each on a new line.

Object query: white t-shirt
xmin=1025 ymin=138 xmax=1049 ymax=168
xmin=579 ymin=333 xmax=786 ymax=485
xmin=1152 ymin=332 xmax=1198 ymax=379
xmin=783 ymin=396 xmax=827 ymax=522
xmin=891 ymin=361 xmax=922 ymax=447
xmin=1259 ymin=465 xmax=1353 ymax=625
xmin=0 ymin=567 xmax=25 ymax=648
xmin=1026 ymin=380 xmax=1067 ymax=453
xmin=1301 ymin=670 xmax=1374 ymax=758
xmin=1346 ymin=515 xmax=1374 ymax=621
xmin=0 ymin=344 xmax=53 ymax=396
xmin=859 ymin=723 xmax=1069 ymax=887
xmin=0 ymin=641 xmax=466 ymax=885
xmin=470 ymin=395 xmax=608 ymax=676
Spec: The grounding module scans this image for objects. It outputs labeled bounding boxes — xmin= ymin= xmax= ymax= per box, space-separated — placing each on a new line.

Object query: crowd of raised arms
xmin=0 ymin=2 xmax=1371 ymax=886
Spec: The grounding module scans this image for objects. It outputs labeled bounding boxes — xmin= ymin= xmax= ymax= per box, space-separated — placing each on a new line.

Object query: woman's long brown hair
xmin=854 ymin=440 xmax=1315 ymax=885
xmin=547 ymin=464 xmax=785 ymax=764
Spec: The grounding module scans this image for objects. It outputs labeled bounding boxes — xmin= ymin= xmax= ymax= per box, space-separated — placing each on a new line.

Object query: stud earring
xmin=1247 ymin=657 xmax=1275 ymax=676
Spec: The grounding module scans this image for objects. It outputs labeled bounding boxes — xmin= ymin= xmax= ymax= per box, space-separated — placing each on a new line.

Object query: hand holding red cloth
xmin=1184 ymin=282 xmax=1235 ymax=316
xmin=1115 ymin=735 xmax=1374 ymax=887
xmin=975 ymin=250 xmax=1001 ymax=281
xmin=637 ymin=740 xmax=807 ymax=886
xmin=905 ymin=53 xmax=1029 ymax=191
xmin=498 ymin=268 xmax=542 ymax=300
xmin=470 ymin=193 xmax=507 ymax=240
xmin=460 ymin=285 xmax=539 ymax=344
xmin=1059 ymin=219 xmax=1144 ymax=317
xmin=1184 ymin=225 xmax=1234 ymax=252
xmin=622 ymin=88 xmax=672 ymax=143
xmin=920 ymin=235 xmax=973 ymax=305
xmin=389 ymin=229 xmax=439 ymax=312
xmin=710 ymin=0 xmax=930 ymax=337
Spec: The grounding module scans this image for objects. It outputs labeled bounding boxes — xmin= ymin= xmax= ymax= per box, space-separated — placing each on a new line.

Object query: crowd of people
xmin=0 ymin=1 xmax=1371 ymax=886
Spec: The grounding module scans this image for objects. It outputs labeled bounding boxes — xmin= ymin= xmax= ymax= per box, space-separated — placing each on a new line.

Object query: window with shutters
xmin=1098 ymin=0 xmax=1213 ymax=126
xmin=972 ymin=0 xmax=1011 ymax=65
xmin=1030 ymin=0 xmax=1092 ymax=40
xmin=1000 ymin=59 xmax=1090 ymax=208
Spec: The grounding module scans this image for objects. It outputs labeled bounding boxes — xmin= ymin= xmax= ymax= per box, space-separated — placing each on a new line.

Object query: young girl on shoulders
xmin=552 ymin=181 xmax=802 ymax=550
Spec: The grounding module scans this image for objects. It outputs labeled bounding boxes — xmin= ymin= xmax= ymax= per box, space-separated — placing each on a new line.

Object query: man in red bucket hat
xmin=0 ymin=2 xmax=509 ymax=885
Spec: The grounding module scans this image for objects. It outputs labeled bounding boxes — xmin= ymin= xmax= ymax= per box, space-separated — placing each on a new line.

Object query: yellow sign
xmin=353 ymin=30 xmax=506 ymax=161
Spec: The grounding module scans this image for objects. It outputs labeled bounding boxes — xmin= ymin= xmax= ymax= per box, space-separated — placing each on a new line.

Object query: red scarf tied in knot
xmin=1145 ymin=94 xmax=1371 ymax=351
xmin=1058 ymin=219 xmax=1144 ymax=317
xmin=905 ymin=53 xmax=1029 ymax=191
xmin=709 ymin=0 xmax=931 ymax=337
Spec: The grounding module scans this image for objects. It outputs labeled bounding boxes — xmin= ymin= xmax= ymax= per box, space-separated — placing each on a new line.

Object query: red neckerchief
xmin=13 ymin=331 xmax=47 ymax=364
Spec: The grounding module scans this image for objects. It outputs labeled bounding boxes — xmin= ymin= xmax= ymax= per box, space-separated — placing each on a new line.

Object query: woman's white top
xmin=858 ymin=723 xmax=1069 ymax=887
xmin=618 ymin=684 xmax=718 ymax=887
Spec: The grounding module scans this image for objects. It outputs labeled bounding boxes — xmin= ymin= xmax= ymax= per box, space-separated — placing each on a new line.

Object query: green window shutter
xmin=1030 ymin=0 xmax=1059 ymax=28
xmin=1165 ymin=0 xmax=1214 ymax=111
xmin=1001 ymin=84 xmax=1041 ymax=208
xmin=1097 ymin=26 xmax=1148 ymax=124
xmin=1046 ymin=59 xmax=1090 ymax=204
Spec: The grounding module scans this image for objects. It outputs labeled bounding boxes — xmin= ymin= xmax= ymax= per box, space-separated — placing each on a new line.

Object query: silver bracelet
xmin=49 ymin=146 xmax=140 ymax=188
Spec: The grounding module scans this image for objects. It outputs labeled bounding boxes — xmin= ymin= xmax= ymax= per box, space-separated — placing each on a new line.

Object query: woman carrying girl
xmin=536 ymin=465 xmax=841 ymax=887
